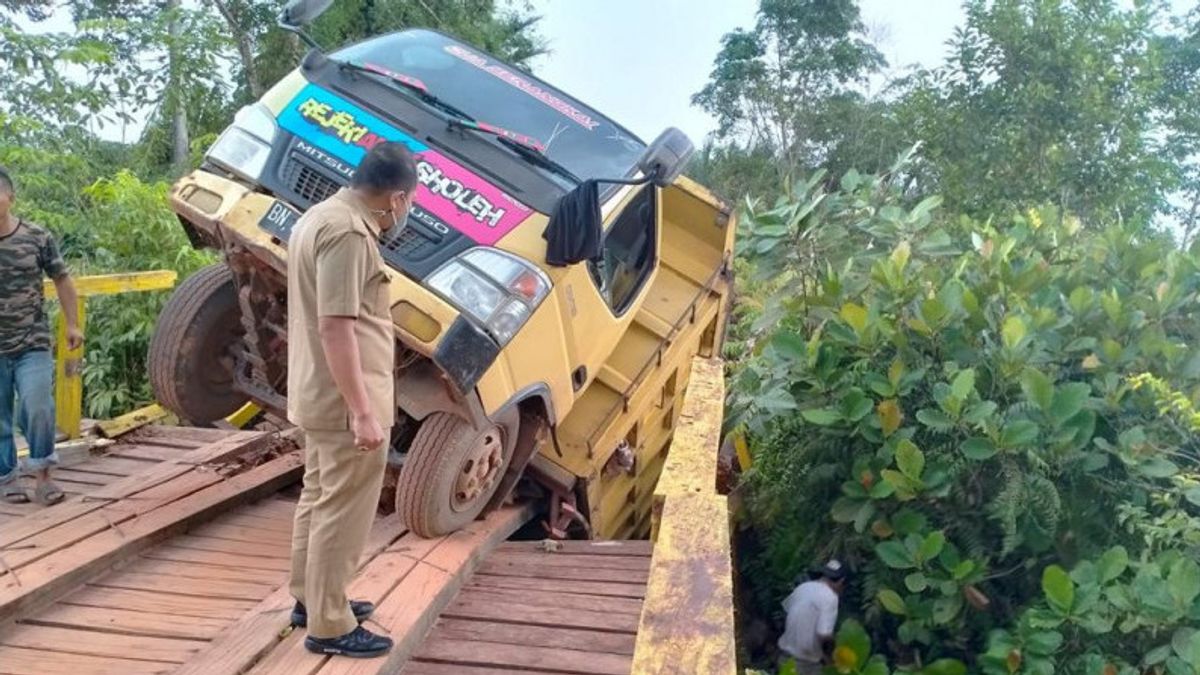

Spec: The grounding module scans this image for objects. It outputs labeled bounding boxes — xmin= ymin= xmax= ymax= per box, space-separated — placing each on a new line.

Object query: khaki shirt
xmin=286 ymin=189 xmax=395 ymax=431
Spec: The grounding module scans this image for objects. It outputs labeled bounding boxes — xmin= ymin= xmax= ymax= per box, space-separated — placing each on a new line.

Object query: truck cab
xmin=153 ymin=4 xmax=734 ymax=539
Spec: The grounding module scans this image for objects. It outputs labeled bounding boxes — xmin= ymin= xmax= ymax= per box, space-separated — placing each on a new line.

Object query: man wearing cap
xmin=778 ymin=559 xmax=847 ymax=674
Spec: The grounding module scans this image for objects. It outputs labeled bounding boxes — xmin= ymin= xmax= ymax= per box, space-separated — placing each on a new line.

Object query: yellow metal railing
xmin=632 ymin=357 xmax=737 ymax=675
xmin=42 ymin=271 xmax=178 ymax=439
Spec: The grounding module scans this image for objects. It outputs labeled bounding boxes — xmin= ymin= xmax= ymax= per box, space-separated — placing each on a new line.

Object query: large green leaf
xmin=1167 ymin=558 xmax=1200 ymax=608
xmin=1097 ymin=546 xmax=1129 ymax=584
xmin=771 ymin=332 xmax=808 ymax=361
xmin=1049 ymin=382 xmax=1090 ymax=423
xmin=905 ymin=572 xmax=929 ymax=592
xmin=1025 ymin=630 xmax=1063 ymax=655
xmin=801 ymin=408 xmax=843 ymax=426
xmin=896 ymin=439 xmax=925 ymax=481
xmin=836 ymin=619 xmax=872 ymax=664
xmin=877 ymin=541 xmax=916 ymax=569
xmin=922 ymin=659 xmax=967 ymax=675
xmin=1042 ymin=565 xmax=1075 ymax=614
xmin=1138 ymin=457 xmax=1180 ymax=478
xmin=1186 ymin=487 xmax=1200 ymax=507
xmin=919 ymin=531 xmax=946 ymax=562
xmin=1000 ymin=420 xmax=1040 ymax=447
xmin=917 ymin=408 xmax=956 ymax=431
xmin=1002 ymin=315 xmax=1027 ymax=349
xmin=840 ymin=388 xmax=875 ymax=422
xmin=951 ymin=368 xmax=976 ymax=401
xmin=1020 ymin=369 xmax=1054 ymax=411
xmin=841 ymin=302 xmax=869 ymax=334
xmin=962 ymin=437 xmax=997 ymax=460
xmin=878 ymin=589 xmax=907 ymax=615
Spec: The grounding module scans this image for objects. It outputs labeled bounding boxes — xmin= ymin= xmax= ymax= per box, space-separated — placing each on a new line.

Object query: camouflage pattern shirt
xmin=0 ymin=220 xmax=69 ymax=356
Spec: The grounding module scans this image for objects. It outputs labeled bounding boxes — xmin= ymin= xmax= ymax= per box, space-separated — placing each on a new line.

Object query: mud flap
xmin=482 ymin=409 xmax=547 ymax=514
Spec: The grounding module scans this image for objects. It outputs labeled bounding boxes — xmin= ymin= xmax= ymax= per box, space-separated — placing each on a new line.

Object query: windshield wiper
xmin=335 ymin=60 xmax=477 ymax=122
xmin=448 ymin=118 xmax=581 ymax=185
xmin=336 ymin=59 xmax=581 ymax=185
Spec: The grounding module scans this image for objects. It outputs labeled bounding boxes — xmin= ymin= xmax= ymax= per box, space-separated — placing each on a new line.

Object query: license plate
xmin=258 ymin=200 xmax=301 ymax=241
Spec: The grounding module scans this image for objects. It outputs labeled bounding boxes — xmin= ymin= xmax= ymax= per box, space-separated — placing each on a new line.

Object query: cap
xmin=822 ymin=559 xmax=847 ymax=581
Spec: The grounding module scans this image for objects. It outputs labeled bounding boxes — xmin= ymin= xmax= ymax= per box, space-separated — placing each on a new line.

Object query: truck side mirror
xmin=280 ymin=0 xmax=334 ymax=27
xmin=638 ymin=128 xmax=695 ymax=188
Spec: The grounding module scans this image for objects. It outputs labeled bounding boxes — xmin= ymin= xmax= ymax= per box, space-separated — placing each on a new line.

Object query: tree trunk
xmin=167 ymin=0 xmax=189 ymax=176
xmin=210 ymin=0 xmax=263 ymax=98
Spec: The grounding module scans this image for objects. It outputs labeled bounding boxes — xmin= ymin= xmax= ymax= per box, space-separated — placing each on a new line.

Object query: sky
xmin=528 ymin=0 xmax=969 ymax=145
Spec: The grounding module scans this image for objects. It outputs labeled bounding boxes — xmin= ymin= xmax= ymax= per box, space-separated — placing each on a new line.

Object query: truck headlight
xmin=206 ymin=104 xmax=278 ymax=183
xmin=427 ymin=249 xmax=551 ymax=346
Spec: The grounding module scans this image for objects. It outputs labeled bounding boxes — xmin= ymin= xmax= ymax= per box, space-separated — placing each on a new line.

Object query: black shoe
xmin=304 ymin=625 xmax=393 ymax=658
xmin=291 ymin=600 xmax=375 ymax=628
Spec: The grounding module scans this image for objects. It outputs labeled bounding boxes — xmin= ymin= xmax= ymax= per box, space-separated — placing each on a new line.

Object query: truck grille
xmin=283 ymin=161 xmax=340 ymax=205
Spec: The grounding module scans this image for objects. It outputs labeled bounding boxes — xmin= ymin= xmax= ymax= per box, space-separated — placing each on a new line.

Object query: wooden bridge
xmin=0 ymin=359 xmax=734 ymax=675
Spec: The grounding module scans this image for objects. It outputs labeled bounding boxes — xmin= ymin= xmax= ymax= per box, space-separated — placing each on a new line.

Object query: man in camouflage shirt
xmin=0 ymin=166 xmax=82 ymax=505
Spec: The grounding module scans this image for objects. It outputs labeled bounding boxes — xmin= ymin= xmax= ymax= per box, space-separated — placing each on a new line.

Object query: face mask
xmin=392 ymin=194 xmax=411 ymax=230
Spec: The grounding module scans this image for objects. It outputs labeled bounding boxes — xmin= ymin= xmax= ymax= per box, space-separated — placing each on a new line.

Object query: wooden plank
xmin=314 ymin=507 xmax=531 ymax=675
xmin=434 ymin=617 xmax=637 ymax=655
xmin=169 ymin=534 xmax=291 ymax=559
xmin=0 ymin=623 xmax=205 ymax=664
xmin=43 ymin=270 xmax=177 ymax=298
xmin=63 ymin=585 xmax=256 ymax=620
xmin=496 ymin=540 xmax=653 ymax=557
xmin=476 ymin=559 xmax=649 ymax=584
xmin=135 ymin=424 xmax=234 ymax=443
xmin=631 ymin=493 xmax=735 ymax=675
xmin=653 ymin=358 xmax=724 ymax=502
xmin=469 ymin=574 xmax=647 ymax=599
xmin=97 ymin=404 xmax=170 ymax=439
xmin=459 ymin=586 xmax=643 ymax=615
xmin=52 ymin=468 xmax=117 ymax=485
xmin=0 ymin=470 xmax=224 ymax=574
xmin=443 ymin=598 xmax=639 ymax=633
xmin=25 ymin=604 xmax=229 ymax=640
xmin=188 ymin=520 xmax=294 ymax=545
xmin=92 ymin=569 xmax=274 ymax=601
xmin=417 ymin=636 xmax=633 ymax=675
xmin=486 ymin=551 xmax=651 ymax=571
xmin=131 ymin=558 xmax=287 ymax=586
xmin=0 ymin=645 xmax=173 ymax=675
xmin=215 ymin=512 xmax=296 ymax=534
xmin=107 ymin=444 xmax=189 ymax=462
xmin=142 ymin=545 xmax=292 ymax=572
xmin=0 ymin=451 xmax=302 ymax=623
xmin=81 ymin=455 xmax=166 ymax=477
xmin=246 ymin=631 xmax=325 ymax=675
xmin=0 ymin=430 xmax=272 ymax=552
xmin=403 ymin=663 xmax=576 ymax=675
xmin=173 ymin=514 xmax=405 ymax=675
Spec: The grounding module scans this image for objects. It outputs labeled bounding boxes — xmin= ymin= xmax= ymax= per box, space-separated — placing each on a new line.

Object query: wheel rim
xmin=452 ymin=425 xmax=504 ymax=513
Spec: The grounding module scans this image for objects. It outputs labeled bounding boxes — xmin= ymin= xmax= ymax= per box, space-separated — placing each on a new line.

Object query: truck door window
xmin=589 ymin=186 xmax=656 ymax=315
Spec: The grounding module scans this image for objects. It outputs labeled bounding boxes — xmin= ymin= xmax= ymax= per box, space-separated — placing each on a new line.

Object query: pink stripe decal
xmin=413 ymin=149 xmax=533 ymax=246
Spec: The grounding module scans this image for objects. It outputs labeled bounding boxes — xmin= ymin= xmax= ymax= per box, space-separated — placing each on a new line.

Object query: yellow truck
xmin=150 ymin=0 xmax=734 ymax=539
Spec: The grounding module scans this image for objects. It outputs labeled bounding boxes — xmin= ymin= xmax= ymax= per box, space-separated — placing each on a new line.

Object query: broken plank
xmin=62 ymin=585 xmax=256 ymax=620
xmin=107 ymin=444 xmax=190 ymax=462
xmin=0 ymin=451 xmax=302 ymax=623
xmin=495 ymin=539 xmax=653 ymax=557
xmin=136 ymin=425 xmax=238 ymax=443
xmin=417 ymin=636 xmax=632 ymax=675
xmin=0 ymin=645 xmax=174 ymax=675
xmin=0 ymin=623 xmax=206 ymax=663
xmin=434 ymin=617 xmax=636 ymax=655
xmin=25 ymin=604 xmax=229 ymax=640
xmin=469 ymin=574 xmax=647 ymax=599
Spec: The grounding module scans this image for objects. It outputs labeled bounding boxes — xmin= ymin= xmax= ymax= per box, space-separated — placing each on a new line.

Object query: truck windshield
xmin=332 ymin=29 xmax=646 ymax=183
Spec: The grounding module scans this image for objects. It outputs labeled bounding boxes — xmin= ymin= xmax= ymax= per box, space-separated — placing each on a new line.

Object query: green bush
xmin=730 ymin=156 xmax=1200 ymax=672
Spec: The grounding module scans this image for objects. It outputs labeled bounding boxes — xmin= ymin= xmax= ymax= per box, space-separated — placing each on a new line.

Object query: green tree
xmin=693 ymin=0 xmax=886 ymax=182
xmin=902 ymin=0 xmax=1177 ymax=224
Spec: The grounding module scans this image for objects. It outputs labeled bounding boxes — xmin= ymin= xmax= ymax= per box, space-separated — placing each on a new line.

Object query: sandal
xmin=3 ymin=483 xmax=30 ymax=504
xmin=34 ymin=480 xmax=64 ymax=506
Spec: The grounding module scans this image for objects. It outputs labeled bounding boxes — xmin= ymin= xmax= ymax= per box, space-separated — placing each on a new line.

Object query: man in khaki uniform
xmin=286 ymin=142 xmax=417 ymax=658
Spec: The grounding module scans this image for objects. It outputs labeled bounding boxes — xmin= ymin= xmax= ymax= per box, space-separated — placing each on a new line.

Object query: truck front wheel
xmin=148 ymin=263 xmax=248 ymax=424
xmin=396 ymin=410 xmax=518 ymax=538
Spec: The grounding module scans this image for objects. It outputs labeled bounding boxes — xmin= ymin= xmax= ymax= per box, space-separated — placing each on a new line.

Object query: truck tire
xmin=149 ymin=263 xmax=248 ymax=424
xmin=397 ymin=410 xmax=518 ymax=538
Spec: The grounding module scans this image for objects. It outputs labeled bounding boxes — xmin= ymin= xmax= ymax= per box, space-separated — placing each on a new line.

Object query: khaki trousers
xmin=289 ymin=428 xmax=387 ymax=638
